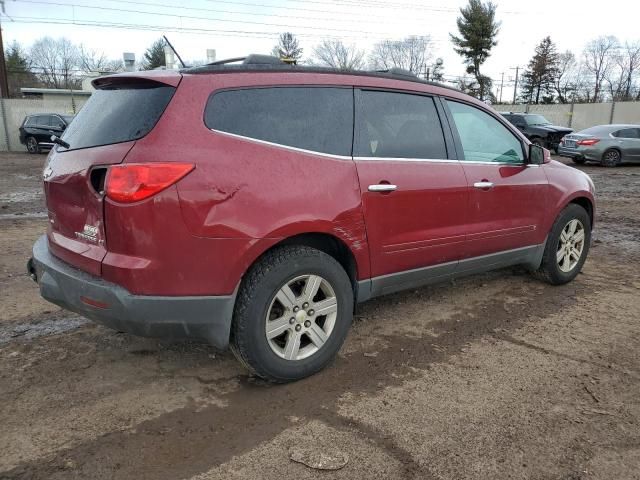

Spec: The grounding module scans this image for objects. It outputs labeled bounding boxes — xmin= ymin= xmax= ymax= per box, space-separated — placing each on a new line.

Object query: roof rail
xmin=373 ymin=67 xmax=418 ymax=79
xmin=205 ymin=54 xmax=285 ymax=67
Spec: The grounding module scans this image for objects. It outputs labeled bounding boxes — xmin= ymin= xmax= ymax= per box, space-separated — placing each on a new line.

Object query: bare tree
xmin=369 ymin=35 xmax=433 ymax=74
xmin=78 ymin=45 xmax=122 ymax=73
xmin=29 ymin=37 xmax=80 ymax=89
xmin=554 ymin=51 xmax=578 ymax=103
xmin=583 ymin=36 xmax=618 ymax=102
xmin=312 ymin=39 xmax=365 ymax=70
xmin=615 ymin=41 xmax=640 ymax=101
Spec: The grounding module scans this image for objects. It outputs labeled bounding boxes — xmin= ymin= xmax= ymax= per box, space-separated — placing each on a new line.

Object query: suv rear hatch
xmin=44 ymin=73 xmax=180 ymax=276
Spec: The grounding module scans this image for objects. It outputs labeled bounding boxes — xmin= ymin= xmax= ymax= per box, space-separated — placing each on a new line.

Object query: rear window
xmin=205 ymin=87 xmax=353 ymax=156
xmin=61 ymin=83 xmax=175 ymax=151
xmin=354 ymin=90 xmax=447 ymax=159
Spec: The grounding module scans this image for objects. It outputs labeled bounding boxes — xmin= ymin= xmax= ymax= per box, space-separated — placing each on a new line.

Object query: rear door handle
xmin=473 ymin=181 xmax=494 ymax=189
xmin=368 ymin=184 xmax=397 ymax=192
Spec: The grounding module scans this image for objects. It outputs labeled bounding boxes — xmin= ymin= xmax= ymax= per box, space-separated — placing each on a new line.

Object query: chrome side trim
xmin=356 ymin=242 xmax=546 ymax=303
xmin=210 ymin=129 xmax=353 ymax=160
xmin=354 ymin=156 xmax=526 ymax=166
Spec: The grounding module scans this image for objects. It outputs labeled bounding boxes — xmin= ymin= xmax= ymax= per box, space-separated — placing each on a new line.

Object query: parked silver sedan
xmin=558 ymin=124 xmax=640 ymax=167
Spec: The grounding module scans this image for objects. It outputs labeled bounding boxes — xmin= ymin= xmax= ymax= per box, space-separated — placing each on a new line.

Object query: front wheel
xmin=533 ymin=204 xmax=591 ymax=285
xmin=231 ymin=246 xmax=353 ymax=383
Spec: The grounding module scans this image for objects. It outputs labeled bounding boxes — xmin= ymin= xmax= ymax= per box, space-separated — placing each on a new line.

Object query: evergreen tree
xmin=5 ymin=41 xmax=39 ymax=96
xmin=142 ymin=39 xmax=166 ymax=70
xmin=520 ymin=37 xmax=559 ymax=104
xmin=450 ymin=0 xmax=500 ymax=101
xmin=271 ymin=33 xmax=303 ymax=62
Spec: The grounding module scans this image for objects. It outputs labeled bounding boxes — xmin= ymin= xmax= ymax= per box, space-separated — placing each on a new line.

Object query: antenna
xmin=162 ymin=35 xmax=186 ymax=68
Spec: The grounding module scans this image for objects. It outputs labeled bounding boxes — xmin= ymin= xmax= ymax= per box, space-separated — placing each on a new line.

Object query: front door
xmin=353 ymin=90 xmax=468 ymax=293
xmin=443 ymin=100 xmax=549 ymax=260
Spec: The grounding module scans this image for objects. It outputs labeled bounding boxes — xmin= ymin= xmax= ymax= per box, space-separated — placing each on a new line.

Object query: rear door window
xmin=353 ymin=90 xmax=447 ymax=159
xmin=61 ymin=82 xmax=175 ymax=151
xmin=613 ymin=128 xmax=640 ymax=139
xmin=205 ymin=87 xmax=353 ymax=156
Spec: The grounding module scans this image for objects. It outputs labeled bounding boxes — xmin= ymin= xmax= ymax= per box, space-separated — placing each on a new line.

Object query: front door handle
xmin=473 ymin=181 xmax=494 ymax=189
xmin=368 ymin=184 xmax=397 ymax=192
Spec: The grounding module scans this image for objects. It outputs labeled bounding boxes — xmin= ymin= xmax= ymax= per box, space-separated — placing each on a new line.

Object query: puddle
xmin=0 ymin=316 xmax=88 ymax=345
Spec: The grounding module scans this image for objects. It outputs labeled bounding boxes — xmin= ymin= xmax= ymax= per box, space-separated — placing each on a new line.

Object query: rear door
xmin=44 ymin=79 xmax=177 ymax=275
xmin=443 ymin=99 xmax=548 ymax=261
xmin=353 ymin=89 xmax=468 ymax=291
xmin=614 ymin=128 xmax=640 ymax=160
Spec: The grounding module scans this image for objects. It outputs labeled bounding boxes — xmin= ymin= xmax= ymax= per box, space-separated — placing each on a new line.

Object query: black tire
xmin=26 ymin=136 xmax=40 ymax=154
xmin=532 ymin=138 xmax=546 ymax=148
xmin=533 ymin=203 xmax=591 ymax=285
xmin=572 ymin=157 xmax=586 ymax=165
xmin=231 ymin=245 xmax=353 ymax=383
xmin=601 ymin=148 xmax=621 ymax=167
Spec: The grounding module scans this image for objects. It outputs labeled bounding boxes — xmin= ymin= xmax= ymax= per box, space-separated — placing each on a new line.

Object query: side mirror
xmin=528 ymin=143 xmax=547 ymax=165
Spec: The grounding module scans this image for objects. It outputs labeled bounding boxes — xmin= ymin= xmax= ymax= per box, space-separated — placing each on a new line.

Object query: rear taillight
xmin=577 ymin=138 xmax=600 ymax=146
xmin=105 ymin=163 xmax=194 ymax=203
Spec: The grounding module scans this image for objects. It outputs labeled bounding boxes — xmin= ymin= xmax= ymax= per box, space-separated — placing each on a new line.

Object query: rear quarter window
xmin=61 ymin=82 xmax=175 ymax=151
xmin=205 ymin=87 xmax=353 ymax=156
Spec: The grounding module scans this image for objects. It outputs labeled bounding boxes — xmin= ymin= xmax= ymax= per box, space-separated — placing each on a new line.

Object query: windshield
xmin=61 ymin=82 xmax=175 ymax=151
xmin=525 ymin=115 xmax=552 ymax=126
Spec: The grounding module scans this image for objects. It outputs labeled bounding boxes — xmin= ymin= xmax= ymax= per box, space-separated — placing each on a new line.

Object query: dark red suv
xmin=29 ymin=55 xmax=595 ymax=382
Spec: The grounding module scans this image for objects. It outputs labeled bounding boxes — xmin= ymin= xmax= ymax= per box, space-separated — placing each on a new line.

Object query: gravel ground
xmin=0 ymin=152 xmax=638 ymax=480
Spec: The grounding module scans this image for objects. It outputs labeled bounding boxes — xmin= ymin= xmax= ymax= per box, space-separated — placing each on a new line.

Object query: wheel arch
xmin=567 ymin=196 xmax=594 ymax=229
xmin=242 ymin=232 xmax=362 ymax=299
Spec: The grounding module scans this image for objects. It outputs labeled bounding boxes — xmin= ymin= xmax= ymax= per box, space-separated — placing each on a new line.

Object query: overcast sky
xmin=1 ymin=0 xmax=638 ymax=100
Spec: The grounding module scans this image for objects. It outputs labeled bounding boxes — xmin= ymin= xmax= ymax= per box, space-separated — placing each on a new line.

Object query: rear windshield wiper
xmin=51 ymin=135 xmax=70 ymax=149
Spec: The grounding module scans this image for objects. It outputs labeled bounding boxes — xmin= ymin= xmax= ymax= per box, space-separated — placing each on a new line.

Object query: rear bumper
xmin=29 ymin=235 xmax=234 ymax=349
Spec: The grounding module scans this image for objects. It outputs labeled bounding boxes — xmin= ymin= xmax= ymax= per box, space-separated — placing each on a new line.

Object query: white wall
xmin=0 ymin=96 xmax=88 ymax=152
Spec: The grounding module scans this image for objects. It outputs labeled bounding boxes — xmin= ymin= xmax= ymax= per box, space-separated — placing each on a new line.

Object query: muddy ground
xmin=0 ymin=152 xmax=638 ymax=480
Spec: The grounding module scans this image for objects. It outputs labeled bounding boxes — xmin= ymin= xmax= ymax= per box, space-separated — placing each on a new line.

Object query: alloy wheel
xmin=265 ymin=274 xmax=338 ymax=361
xmin=27 ymin=137 xmax=38 ymax=153
xmin=556 ymin=219 xmax=585 ymax=273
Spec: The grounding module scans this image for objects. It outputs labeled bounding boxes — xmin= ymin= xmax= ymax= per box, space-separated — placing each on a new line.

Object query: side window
xmin=34 ymin=116 xmax=47 ymax=127
xmin=354 ymin=90 xmax=447 ymax=159
xmin=205 ymin=87 xmax=353 ymax=156
xmin=614 ymin=128 xmax=640 ymax=139
xmin=24 ymin=117 xmax=34 ymax=126
xmin=446 ymin=100 xmax=524 ymax=164
xmin=51 ymin=116 xmax=65 ymax=129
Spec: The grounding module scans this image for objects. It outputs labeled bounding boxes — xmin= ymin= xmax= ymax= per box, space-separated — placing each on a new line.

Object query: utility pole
xmin=426 ymin=67 xmax=430 ymax=81
xmin=499 ymin=72 xmax=504 ymax=104
xmin=511 ymin=66 xmax=520 ymax=105
xmin=0 ymin=18 xmax=10 ymax=98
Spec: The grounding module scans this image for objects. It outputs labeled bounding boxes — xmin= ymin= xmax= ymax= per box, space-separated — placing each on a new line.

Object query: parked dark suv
xmin=500 ymin=112 xmax=573 ymax=153
xmin=19 ymin=113 xmax=74 ymax=154
xmin=29 ymin=56 xmax=595 ymax=382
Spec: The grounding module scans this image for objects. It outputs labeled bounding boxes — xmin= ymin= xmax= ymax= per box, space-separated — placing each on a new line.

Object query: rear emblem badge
xmin=75 ymin=224 xmax=99 ymax=243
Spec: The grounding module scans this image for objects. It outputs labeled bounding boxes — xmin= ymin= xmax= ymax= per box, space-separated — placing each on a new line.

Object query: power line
xmin=3 ymin=14 xmax=452 ymax=43
xmin=14 ymin=0 xmax=452 ymax=38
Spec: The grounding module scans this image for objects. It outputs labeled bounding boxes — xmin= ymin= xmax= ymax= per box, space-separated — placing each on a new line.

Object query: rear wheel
xmin=532 ymin=138 xmax=546 ymax=148
xmin=231 ymin=245 xmax=353 ymax=383
xmin=533 ymin=204 xmax=591 ymax=285
xmin=26 ymin=136 xmax=39 ymax=154
xmin=601 ymin=149 xmax=621 ymax=167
